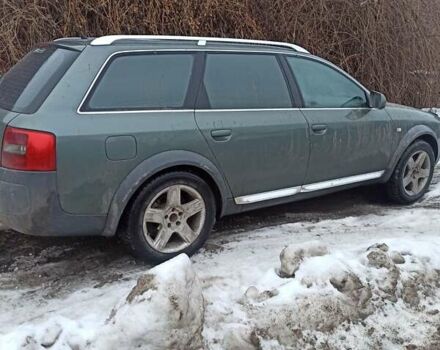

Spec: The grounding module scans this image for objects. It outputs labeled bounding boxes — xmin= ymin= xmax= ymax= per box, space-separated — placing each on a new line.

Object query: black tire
xmin=386 ymin=140 xmax=435 ymax=204
xmin=121 ymin=171 xmax=216 ymax=263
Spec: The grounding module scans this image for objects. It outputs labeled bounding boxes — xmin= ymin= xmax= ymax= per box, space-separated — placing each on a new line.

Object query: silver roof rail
xmin=89 ymin=35 xmax=309 ymax=53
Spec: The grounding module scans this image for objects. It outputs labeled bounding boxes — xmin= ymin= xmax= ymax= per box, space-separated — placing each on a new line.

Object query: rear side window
xmin=199 ymin=53 xmax=292 ymax=109
xmin=82 ymin=53 xmax=194 ymax=111
xmin=0 ymin=46 xmax=79 ymax=114
xmin=286 ymin=56 xmax=368 ymax=108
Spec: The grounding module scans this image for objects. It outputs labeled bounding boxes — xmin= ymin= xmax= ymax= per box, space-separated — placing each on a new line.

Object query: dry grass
xmin=1 ymin=0 xmax=439 ymax=107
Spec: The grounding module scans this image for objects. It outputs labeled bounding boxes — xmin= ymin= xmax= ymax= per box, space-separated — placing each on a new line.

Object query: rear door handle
xmin=211 ymin=129 xmax=232 ymax=142
xmin=311 ymin=124 xmax=328 ymax=135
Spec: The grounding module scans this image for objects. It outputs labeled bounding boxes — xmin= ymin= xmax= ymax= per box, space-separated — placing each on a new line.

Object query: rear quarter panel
xmin=8 ymin=46 xmax=218 ymax=216
xmin=0 ymin=108 xmax=20 ymax=144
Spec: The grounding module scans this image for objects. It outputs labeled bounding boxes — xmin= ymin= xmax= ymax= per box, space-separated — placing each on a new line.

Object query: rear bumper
xmin=0 ymin=168 xmax=105 ymax=236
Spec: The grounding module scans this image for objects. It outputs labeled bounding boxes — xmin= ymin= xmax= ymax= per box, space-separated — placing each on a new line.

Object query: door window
xmin=199 ymin=53 xmax=292 ymax=109
xmin=286 ymin=56 xmax=368 ymax=108
xmin=82 ymin=53 xmax=194 ymax=111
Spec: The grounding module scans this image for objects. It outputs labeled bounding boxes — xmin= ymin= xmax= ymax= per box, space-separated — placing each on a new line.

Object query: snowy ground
xmin=1 ymin=167 xmax=440 ymax=349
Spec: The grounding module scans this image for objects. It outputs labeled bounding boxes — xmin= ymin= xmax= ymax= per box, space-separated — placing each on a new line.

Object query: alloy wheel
xmin=402 ymin=150 xmax=431 ymax=196
xmin=142 ymin=184 xmax=206 ymax=253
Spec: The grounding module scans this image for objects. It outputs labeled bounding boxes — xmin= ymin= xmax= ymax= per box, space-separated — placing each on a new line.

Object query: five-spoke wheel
xmin=402 ymin=150 xmax=431 ymax=196
xmin=386 ymin=140 xmax=435 ymax=204
xmin=122 ymin=172 xmax=216 ymax=262
xmin=143 ymin=185 xmax=206 ymax=253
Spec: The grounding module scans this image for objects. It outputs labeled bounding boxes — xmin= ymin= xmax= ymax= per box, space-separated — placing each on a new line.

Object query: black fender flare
xmin=102 ymin=150 xmax=232 ymax=236
xmin=382 ymin=125 xmax=439 ymax=182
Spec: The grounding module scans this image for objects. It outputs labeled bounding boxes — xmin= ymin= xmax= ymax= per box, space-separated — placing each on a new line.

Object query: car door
xmin=195 ymin=52 xmax=310 ymax=204
xmin=285 ymin=55 xmax=393 ymax=188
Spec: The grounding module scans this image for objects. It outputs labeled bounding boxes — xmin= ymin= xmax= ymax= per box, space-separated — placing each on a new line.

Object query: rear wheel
xmin=386 ymin=140 xmax=435 ymax=204
xmin=122 ymin=172 xmax=216 ymax=262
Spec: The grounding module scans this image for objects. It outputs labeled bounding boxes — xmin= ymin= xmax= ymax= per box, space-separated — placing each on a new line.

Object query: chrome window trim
xmin=77 ymin=49 xmax=305 ymax=115
xmin=89 ymin=35 xmax=310 ymax=53
xmin=197 ymin=108 xmax=299 ymax=112
xmin=234 ymin=170 xmax=385 ymax=205
xmin=77 ymin=48 xmax=374 ymax=115
xmin=197 ymin=107 xmax=372 ymax=112
xmin=78 ymin=109 xmax=194 ymax=115
xmin=77 ymin=50 xmax=199 ymax=114
xmin=300 ymin=107 xmax=372 ymax=111
xmin=79 ymin=107 xmax=373 ymax=115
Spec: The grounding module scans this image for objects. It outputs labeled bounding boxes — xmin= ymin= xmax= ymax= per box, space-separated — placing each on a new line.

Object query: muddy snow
xmin=1 ymin=166 xmax=440 ymax=349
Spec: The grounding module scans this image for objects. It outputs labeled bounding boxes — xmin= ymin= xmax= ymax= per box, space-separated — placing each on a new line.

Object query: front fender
xmin=382 ymin=125 xmax=439 ymax=182
xmin=102 ymin=150 xmax=232 ymax=237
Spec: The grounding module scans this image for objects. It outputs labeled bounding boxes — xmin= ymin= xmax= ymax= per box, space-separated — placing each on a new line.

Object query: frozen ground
xmin=1 ymin=166 xmax=440 ymax=349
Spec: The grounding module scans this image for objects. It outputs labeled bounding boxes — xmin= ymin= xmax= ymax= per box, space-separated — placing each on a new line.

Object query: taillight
xmin=1 ymin=127 xmax=56 ymax=171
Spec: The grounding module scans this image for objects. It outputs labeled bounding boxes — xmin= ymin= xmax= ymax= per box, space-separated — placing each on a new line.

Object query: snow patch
xmin=278 ymin=240 xmax=328 ymax=278
xmin=3 ymin=208 xmax=440 ymax=349
xmin=426 ymin=180 xmax=440 ymax=199
xmin=235 ymin=239 xmax=440 ymax=348
xmin=0 ymin=254 xmax=204 ymax=350
xmin=98 ymin=253 xmax=204 ymax=350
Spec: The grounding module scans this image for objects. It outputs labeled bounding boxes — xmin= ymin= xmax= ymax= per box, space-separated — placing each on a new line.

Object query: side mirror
xmin=369 ymin=91 xmax=387 ymax=109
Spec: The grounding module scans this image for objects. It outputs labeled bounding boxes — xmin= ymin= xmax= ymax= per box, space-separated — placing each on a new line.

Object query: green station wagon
xmin=0 ymin=35 xmax=439 ymax=262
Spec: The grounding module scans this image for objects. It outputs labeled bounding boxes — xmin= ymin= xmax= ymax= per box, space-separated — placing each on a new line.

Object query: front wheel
xmin=386 ymin=140 xmax=435 ymax=204
xmin=122 ymin=172 xmax=216 ymax=262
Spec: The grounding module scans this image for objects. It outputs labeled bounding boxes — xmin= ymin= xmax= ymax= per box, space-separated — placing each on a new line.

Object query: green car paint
xmin=301 ymin=108 xmax=393 ymax=184
xmin=195 ymin=109 xmax=310 ymax=197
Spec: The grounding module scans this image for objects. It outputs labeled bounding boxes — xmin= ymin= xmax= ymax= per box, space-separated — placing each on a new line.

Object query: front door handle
xmin=211 ymin=129 xmax=232 ymax=142
xmin=311 ymin=124 xmax=328 ymax=135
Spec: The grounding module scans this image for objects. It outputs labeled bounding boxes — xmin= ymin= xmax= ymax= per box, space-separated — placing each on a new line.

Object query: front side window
xmin=199 ymin=53 xmax=292 ymax=109
xmin=83 ymin=53 xmax=194 ymax=111
xmin=286 ymin=56 xmax=368 ymax=108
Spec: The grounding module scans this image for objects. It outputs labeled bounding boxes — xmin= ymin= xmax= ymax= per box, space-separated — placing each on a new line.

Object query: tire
xmin=122 ymin=171 xmax=216 ymax=263
xmin=386 ymin=140 xmax=435 ymax=204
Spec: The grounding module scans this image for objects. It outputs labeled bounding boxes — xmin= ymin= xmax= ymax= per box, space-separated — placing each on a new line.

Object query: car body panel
xmin=195 ymin=109 xmax=310 ymax=197
xmin=0 ymin=108 xmax=20 ymax=145
xmin=385 ymin=103 xmax=440 ymax=146
xmin=55 ymin=110 xmax=214 ymax=215
xmin=0 ymin=168 xmax=105 ymax=236
xmin=300 ymin=107 xmax=393 ymax=183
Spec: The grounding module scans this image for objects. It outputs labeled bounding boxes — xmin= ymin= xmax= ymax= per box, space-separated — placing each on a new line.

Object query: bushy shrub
xmin=1 ymin=0 xmax=439 ymax=107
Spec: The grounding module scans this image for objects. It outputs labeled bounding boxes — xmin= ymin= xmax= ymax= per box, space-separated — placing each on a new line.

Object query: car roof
xmin=53 ymin=35 xmax=309 ymax=54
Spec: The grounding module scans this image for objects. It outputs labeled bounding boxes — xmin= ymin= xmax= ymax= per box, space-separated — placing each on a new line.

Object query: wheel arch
xmin=383 ymin=125 xmax=439 ymax=182
xmin=102 ymin=151 xmax=232 ymax=237
xmin=417 ymin=134 xmax=438 ymax=160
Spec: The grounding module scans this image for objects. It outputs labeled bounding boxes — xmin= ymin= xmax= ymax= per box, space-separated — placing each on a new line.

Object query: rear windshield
xmin=0 ymin=45 xmax=79 ymax=114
